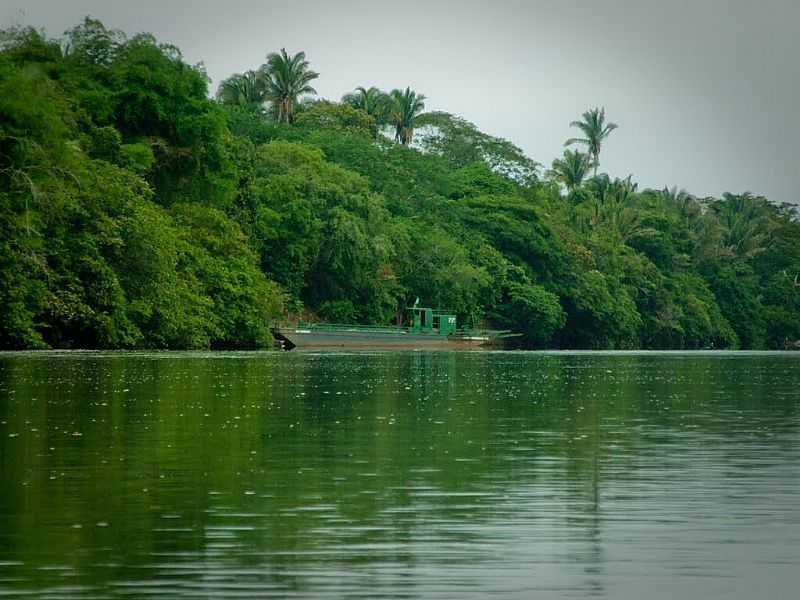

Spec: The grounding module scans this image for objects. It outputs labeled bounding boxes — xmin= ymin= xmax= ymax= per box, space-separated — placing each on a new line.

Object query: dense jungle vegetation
xmin=1 ymin=19 xmax=798 ymax=350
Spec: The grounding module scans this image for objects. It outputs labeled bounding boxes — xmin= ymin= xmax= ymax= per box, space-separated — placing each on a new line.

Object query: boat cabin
xmin=407 ymin=306 xmax=457 ymax=335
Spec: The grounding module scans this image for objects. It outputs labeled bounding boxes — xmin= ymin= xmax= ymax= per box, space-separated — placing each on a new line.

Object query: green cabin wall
xmin=408 ymin=307 xmax=457 ymax=335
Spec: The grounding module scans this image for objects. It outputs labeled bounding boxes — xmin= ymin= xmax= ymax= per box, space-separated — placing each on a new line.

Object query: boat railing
xmin=290 ymin=322 xmax=413 ymax=334
xmin=275 ymin=323 xmax=522 ymax=338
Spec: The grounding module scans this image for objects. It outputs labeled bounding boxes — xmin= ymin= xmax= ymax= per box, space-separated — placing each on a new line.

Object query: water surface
xmin=1 ymin=351 xmax=799 ymax=598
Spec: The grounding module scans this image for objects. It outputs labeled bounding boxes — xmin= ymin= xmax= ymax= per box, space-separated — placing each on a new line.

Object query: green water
xmin=1 ymin=351 xmax=799 ymax=599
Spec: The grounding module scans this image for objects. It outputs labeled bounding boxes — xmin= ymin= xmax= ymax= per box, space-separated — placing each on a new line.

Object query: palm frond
xmin=260 ymin=47 xmax=319 ymax=122
xmin=564 ymin=137 xmax=589 ymax=147
xmin=564 ymin=107 xmax=618 ymax=175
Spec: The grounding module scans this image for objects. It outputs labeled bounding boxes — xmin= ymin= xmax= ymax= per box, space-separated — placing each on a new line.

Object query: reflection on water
xmin=0 ymin=351 xmax=799 ymax=599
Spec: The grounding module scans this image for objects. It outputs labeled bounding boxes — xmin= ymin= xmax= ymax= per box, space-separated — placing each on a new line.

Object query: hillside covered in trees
xmin=1 ymin=19 xmax=798 ymax=350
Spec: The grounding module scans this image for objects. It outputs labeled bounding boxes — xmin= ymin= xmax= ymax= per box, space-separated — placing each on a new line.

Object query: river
xmin=1 ymin=351 xmax=798 ymax=598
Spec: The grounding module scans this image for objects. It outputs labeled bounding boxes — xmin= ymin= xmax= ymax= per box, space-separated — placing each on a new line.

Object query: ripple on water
xmin=0 ymin=351 xmax=798 ymax=598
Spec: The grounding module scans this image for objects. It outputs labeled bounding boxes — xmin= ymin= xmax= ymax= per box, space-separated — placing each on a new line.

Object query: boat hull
xmin=272 ymin=327 xmax=491 ymax=350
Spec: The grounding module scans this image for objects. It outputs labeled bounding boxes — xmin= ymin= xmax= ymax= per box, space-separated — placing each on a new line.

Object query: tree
xmin=216 ymin=70 xmax=266 ymax=110
xmin=260 ymin=48 xmax=319 ymax=123
xmin=388 ymin=87 xmax=426 ymax=145
xmin=565 ymin=107 xmax=618 ymax=176
xmin=414 ymin=111 xmax=540 ymax=184
xmin=295 ymin=101 xmax=376 ymax=138
xmin=341 ymin=86 xmax=389 ymax=126
xmin=450 ymin=162 xmax=516 ymax=198
xmin=4 ymin=18 xmax=799 ymax=352
xmin=710 ymin=192 xmax=777 ymax=260
xmin=587 ymin=189 xmax=645 ymax=243
xmin=62 ymin=17 xmax=124 ymax=67
xmin=659 ymin=186 xmax=699 ymax=224
xmin=237 ymin=140 xmax=404 ymax=322
xmin=500 ymin=281 xmax=566 ymax=347
xmin=109 ymin=33 xmax=236 ymax=207
xmin=549 ymin=149 xmax=592 ymax=198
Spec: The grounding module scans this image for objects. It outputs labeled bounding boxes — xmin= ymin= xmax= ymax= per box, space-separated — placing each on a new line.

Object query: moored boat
xmin=272 ymin=304 xmax=517 ymax=350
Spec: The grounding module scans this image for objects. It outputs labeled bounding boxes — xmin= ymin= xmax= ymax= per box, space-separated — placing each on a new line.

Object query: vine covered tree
xmin=565 ymin=107 xmax=618 ymax=176
xmin=260 ymin=48 xmax=319 ymax=123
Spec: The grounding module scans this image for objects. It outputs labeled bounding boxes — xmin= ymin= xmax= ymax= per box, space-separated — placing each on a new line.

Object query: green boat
xmin=272 ymin=303 xmax=518 ymax=350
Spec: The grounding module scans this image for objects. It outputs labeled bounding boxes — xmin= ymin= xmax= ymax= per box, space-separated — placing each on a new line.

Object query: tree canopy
xmin=260 ymin=48 xmax=319 ymax=123
xmin=1 ymin=20 xmax=798 ymax=350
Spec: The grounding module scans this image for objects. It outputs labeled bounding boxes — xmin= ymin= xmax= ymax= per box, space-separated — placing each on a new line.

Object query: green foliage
xmin=0 ymin=61 xmax=71 ymax=167
xmin=341 ymin=86 xmax=391 ymax=129
xmin=565 ymin=107 xmax=618 ymax=176
xmin=416 ymin=112 xmax=540 ymax=185
xmin=1 ymin=21 xmax=798 ymax=351
xmin=259 ymin=48 xmax=318 ymax=123
xmin=0 ymin=194 xmax=48 ymax=348
xmin=548 ymin=149 xmax=592 ymax=199
xmin=0 ymin=24 xmax=281 ymax=349
xmin=294 ymin=101 xmax=376 ymax=137
xmin=86 ymin=125 xmax=122 ymax=161
xmin=119 ymin=142 xmax=155 ymax=173
xmin=171 ymin=203 xmax=282 ymax=348
xmin=705 ymin=263 xmax=764 ymax=348
xmin=300 ymin=129 xmax=457 ymax=207
xmin=388 ymin=87 xmax=427 ymax=145
xmin=317 ymin=299 xmax=357 ymax=323
xmin=112 ymin=199 xmax=215 ymax=348
xmin=393 ymin=225 xmax=490 ymax=319
xmin=216 ymin=70 xmax=266 ymax=110
xmin=223 ymin=105 xmax=294 ymax=144
xmin=501 ymin=281 xmax=566 ymax=347
xmin=63 ymin=17 xmax=124 ymax=67
xmin=567 ymin=269 xmax=642 ymax=349
xmin=105 ymin=33 xmax=236 ymax=206
xmin=451 ymin=194 xmax=564 ymax=283
xmin=450 ymin=162 xmax=516 ymax=198
xmin=232 ymin=140 xmax=402 ymax=323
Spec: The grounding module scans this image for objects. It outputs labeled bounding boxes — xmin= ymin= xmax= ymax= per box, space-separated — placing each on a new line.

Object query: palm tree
xmin=659 ymin=186 xmax=695 ymax=213
xmin=712 ymin=192 xmax=777 ymax=259
xmin=595 ymin=182 xmax=644 ymax=242
xmin=388 ymin=87 xmax=427 ymax=145
xmin=260 ymin=48 xmax=319 ymax=123
xmin=342 ymin=86 xmax=390 ymax=125
xmin=549 ymin=149 xmax=592 ymax=198
xmin=565 ymin=107 xmax=618 ymax=176
xmin=658 ymin=186 xmax=701 ymax=228
xmin=216 ymin=70 xmax=266 ymax=109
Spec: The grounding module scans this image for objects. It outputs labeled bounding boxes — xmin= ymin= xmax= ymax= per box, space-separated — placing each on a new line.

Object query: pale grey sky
xmin=3 ymin=0 xmax=798 ymax=204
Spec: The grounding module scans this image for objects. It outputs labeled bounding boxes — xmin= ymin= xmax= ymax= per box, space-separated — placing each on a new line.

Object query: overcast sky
xmin=3 ymin=0 xmax=799 ymax=204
